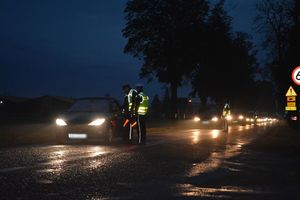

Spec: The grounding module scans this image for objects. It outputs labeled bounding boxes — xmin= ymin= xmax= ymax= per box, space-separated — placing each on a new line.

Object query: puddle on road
xmin=191 ymin=129 xmax=222 ymax=144
xmin=176 ymin=184 xmax=268 ymax=198
xmin=179 ymin=124 xmax=272 ymax=198
xmin=186 ymin=125 xmax=252 ymax=178
xmin=187 ymin=140 xmax=245 ymax=177
xmin=37 ymin=179 xmax=53 ymax=184
xmin=35 ymin=168 xmax=62 ymax=173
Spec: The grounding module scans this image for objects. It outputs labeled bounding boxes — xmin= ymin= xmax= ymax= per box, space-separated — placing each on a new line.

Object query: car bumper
xmin=57 ymin=125 xmax=107 ymax=140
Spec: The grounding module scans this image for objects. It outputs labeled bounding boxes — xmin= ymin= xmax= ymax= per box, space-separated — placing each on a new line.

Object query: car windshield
xmin=68 ymin=99 xmax=109 ymax=113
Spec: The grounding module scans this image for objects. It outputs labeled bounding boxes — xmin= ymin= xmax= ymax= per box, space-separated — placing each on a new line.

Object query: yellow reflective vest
xmin=222 ymin=105 xmax=231 ymax=117
xmin=137 ymin=92 xmax=149 ymax=115
xmin=128 ymin=89 xmax=137 ymax=110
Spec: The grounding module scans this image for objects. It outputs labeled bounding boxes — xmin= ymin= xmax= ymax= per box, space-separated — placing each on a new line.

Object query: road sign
xmin=292 ymin=66 xmax=300 ymax=86
xmin=285 ymin=86 xmax=297 ymax=96
xmin=286 ymin=106 xmax=297 ymax=111
xmin=287 ymin=102 xmax=296 ymax=107
xmin=287 ymin=96 xmax=296 ymax=101
xmin=285 ymin=86 xmax=297 ymax=112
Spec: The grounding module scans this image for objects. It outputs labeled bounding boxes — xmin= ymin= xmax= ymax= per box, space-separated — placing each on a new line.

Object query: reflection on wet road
xmin=0 ymin=122 xmax=277 ymax=199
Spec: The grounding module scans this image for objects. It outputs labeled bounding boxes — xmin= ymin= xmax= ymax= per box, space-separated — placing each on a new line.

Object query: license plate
xmin=68 ymin=133 xmax=87 ymax=139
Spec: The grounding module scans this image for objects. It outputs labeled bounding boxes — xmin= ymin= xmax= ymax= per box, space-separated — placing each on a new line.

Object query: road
xmin=0 ymin=121 xmax=291 ymax=199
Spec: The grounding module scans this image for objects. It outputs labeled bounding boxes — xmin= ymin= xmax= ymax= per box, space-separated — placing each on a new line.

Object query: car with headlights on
xmin=231 ymin=113 xmax=247 ymax=125
xmin=55 ymin=97 xmax=125 ymax=144
xmin=193 ymin=109 xmax=221 ymax=124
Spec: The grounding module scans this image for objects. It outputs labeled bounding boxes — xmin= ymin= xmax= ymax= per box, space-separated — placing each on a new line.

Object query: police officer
xmin=134 ymin=84 xmax=149 ymax=144
xmin=222 ymin=103 xmax=231 ymax=132
xmin=122 ymin=84 xmax=137 ymax=142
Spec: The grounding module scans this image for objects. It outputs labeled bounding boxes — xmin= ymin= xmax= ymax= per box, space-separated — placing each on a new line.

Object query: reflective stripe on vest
xmin=128 ymin=89 xmax=137 ymax=110
xmin=137 ymin=92 xmax=149 ymax=115
xmin=223 ymin=109 xmax=231 ymax=116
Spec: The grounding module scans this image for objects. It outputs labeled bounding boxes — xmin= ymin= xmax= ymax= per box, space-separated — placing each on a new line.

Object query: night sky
xmin=0 ymin=0 xmax=261 ymax=101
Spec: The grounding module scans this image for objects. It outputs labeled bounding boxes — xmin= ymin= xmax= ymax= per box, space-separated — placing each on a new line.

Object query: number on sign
xmin=292 ymin=66 xmax=300 ymax=85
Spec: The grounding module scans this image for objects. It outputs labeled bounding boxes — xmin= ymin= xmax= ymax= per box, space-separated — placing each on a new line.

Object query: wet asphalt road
xmin=0 ymin=121 xmax=289 ymax=199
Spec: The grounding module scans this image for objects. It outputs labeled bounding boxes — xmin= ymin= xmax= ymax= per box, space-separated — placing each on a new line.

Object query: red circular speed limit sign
xmin=292 ymin=66 xmax=300 ymax=86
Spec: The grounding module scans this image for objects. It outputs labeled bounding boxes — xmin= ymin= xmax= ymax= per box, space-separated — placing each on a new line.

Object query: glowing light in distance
xmin=193 ymin=117 xmax=201 ymax=122
xmin=211 ymin=117 xmax=218 ymax=122
xmin=226 ymin=115 xmax=233 ymax=121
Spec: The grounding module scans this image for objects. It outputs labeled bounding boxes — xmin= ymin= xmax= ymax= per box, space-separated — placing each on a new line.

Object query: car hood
xmin=60 ymin=112 xmax=109 ymax=124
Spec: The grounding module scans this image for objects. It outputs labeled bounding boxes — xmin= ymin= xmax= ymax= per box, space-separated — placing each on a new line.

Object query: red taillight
xmin=111 ymin=120 xmax=117 ymax=127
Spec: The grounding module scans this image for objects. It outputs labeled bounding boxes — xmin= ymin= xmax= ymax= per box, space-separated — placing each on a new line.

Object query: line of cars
xmin=193 ymin=110 xmax=278 ymax=125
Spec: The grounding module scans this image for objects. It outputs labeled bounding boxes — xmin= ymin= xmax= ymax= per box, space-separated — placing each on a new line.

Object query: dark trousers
xmin=137 ymin=115 xmax=146 ymax=144
xmin=223 ymin=119 xmax=228 ymax=132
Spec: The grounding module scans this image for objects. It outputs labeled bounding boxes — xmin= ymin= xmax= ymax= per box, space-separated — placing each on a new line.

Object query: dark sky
xmin=0 ymin=0 xmax=261 ymax=101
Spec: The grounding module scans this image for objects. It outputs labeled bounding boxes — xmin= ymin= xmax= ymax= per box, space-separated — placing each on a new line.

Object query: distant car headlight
xmin=226 ymin=115 xmax=233 ymax=121
xmin=212 ymin=117 xmax=218 ymax=122
xmin=88 ymin=118 xmax=106 ymax=126
xmin=193 ymin=116 xmax=201 ymax=122
xmin=238 ymin=115 xmax=244 ymax=120
xmin=291 ymin=116 xmax=298 ymax=121
xmin=56 ymin=118 xmax=67 ymax=126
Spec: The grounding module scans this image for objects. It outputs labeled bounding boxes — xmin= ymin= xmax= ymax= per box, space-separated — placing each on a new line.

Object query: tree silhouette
xmin=255 ymin=0 xmax=300 ymax=112
xmin=161 ymin=88 xmax=171 ymax=118
xmin=191 ymin=0 xmax=256 ymax=108
xmin=150 ymin=94 xmax=161 ymax=118
xmin=123 ymin=0 xmax=209 ymax=118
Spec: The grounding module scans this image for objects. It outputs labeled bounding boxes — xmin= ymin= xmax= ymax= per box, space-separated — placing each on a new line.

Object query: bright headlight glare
xmin=194 ymin=116 xmax=201 ymax=122
xmin=226 ymin=115 xmax=233 ymax=121
xmin=56 ymin=118 xmax=67 ymax=126
xmin=238 ymin=115 xmax=244 ymax=120
xmin=212 ymin=117 xmax=218 ymax=122
xmin=88 ymin=118 xmax=105 ymax=126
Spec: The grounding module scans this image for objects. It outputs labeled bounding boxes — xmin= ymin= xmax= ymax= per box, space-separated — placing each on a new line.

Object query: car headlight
xmin=56 ymin=118 xmax=67 ymax=126
xmin=212 ymin=117 xmax=218 ymax=122
xmin=238 ymin=115 xmax=244 ymax=120
xmin=88 ymin=118 xmax=106 ymax=126
xmin=193 ymin=116 xmax=201 ymax=122
xmin=226 ymin=115 xmax=233 ymax=121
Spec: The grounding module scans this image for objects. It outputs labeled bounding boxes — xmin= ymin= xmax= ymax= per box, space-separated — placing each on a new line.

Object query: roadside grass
xmin=246 ymin=121 xmax=300 ymax=155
